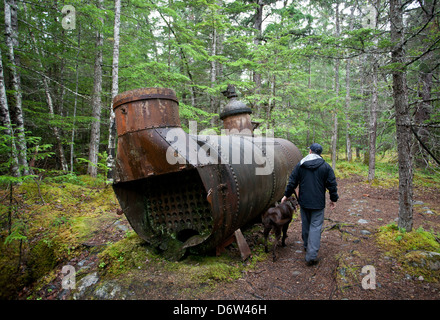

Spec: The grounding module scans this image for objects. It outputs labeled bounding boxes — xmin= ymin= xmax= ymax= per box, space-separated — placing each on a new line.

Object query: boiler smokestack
xmin=220 ymin=85 xmax=253 ymax=135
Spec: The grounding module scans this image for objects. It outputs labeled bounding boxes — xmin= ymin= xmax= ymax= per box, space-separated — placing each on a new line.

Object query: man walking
xmin=281 ymin=143 xmax=339 ymax=266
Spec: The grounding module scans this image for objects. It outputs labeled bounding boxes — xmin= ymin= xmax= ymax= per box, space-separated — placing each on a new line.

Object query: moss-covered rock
xmin=376 ymin=223 xmax=440 ymax=282
xmin=26 ymin=240 xmax=57 ymax=284
xmin=405 ymin=250 xmax=440 ymax=270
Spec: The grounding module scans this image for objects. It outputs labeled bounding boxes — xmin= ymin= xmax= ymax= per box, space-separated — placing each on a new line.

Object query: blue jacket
xmin=284 ymin=154 xmax=338 ymax=210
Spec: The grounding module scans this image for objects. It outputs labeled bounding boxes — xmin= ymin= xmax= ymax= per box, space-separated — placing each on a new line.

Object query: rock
xmin=412 ymin=201 xmax=424 ymax=205
xmin=360 ymin=230 xmax=371 ymax=235
xmin=77 ymin=259 xmax=88 ymax=267
xmin=73 ymin=272 xmax=99 ymax=300
xmin=94 ymin=281 xmax=122 ymax=299
xmin=339 ymin=267 xmax=346 ymax=277
xmin=114 ymin=220 xmax=129 ymax=232
xmin=405 ymin=251 xmax=440 ymax=271
xmin=357 ymin=219 xmax=368 ymax=224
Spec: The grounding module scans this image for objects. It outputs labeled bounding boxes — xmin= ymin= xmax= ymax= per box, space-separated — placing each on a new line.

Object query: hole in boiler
xmin=177 ymin=229 xmax=200 ymax=242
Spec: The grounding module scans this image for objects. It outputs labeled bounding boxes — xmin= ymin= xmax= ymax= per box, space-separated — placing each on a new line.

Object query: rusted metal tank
xmin=112 ymin=87 xmax=302 ymax=259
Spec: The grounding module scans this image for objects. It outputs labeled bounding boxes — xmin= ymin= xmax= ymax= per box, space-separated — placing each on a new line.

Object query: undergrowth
xmin=376 ymin=223 xmax=440 ymax=281
xmin=0 ymin=174 xmax=119 ymax=299
xmin=376 ymin=223 xmax=440 ymax=256
xmin=322 ymin=153 xmax=440 ymax=189
xmin=97 ymin=229 xmax=267 ymax=288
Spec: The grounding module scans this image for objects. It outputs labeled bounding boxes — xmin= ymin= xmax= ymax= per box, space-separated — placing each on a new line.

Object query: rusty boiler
xmin=112 ymin=87 xmax=302 ymax=259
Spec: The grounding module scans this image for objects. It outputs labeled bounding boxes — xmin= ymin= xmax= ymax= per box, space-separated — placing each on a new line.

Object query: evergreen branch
xmin=410 ymin=124 xmax=440 ymax=166
xmin=20 ymin=65 xmax=91 ymax=101
xmin=405 ymin=37 xmax=440 ymax=67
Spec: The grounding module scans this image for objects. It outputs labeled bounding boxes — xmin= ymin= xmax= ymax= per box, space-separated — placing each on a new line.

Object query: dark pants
xmin=300 ymin=207 xmax=325 ymax=262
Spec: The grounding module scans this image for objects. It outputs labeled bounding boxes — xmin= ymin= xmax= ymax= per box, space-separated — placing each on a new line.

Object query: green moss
xmin=184 ymin=256 xmax=243 ymax=283
xmin=0 ymin=240 xmax=24 ymax=299
xmin=0 ymin=175 xmax=121 ymax=298
xmin=376 ymin=223 xmax=440 ymax=282
xmin=377 ymin=224 xmax=440 ymax=256
xmin=26 ymin=240 xmax=57 ymax=284
xmin=98 ymin=232 xmax=150 ymax=276
xmin=333 ymin=250 xmax=363 ymax=292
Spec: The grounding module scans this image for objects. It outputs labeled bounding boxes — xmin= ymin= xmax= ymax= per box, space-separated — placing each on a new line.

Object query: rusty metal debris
xmin=112 ymin=87 xmax=302 ymax=259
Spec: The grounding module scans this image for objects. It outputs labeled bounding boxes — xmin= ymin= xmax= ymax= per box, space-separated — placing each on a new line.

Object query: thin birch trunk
xmin=331 ymin=1 xmax=340 ymax=170
xmin=23 ymin=3 xmax=68 ymax=172
xmin=88 ymin=0 xmax=104 ymax=177
xmin=253 ymin=0 xmax=263 ymax=118
xmin=368 ymin=56 xmax=378 ymax=182
xmin=71 ymin=26 xmax=81 ymax=173
xmin=107 ymin=0 xmax=121 ymax=182
xmin=210 ymin=24 xmax=217 ymax=127
xmin=0 ymin=47 xmax=20 ymax=177
xmin=345 ymin=7 xmax=355 ymax=162
xmin=306 ymin=59 xmax=311 ymax=146
xmin=368 ymin=2 xmax=379 ymax=183
xmin=345 ymin=59 xmax=352 ymax=162
xmin=4 ymin=0 xmax=28 ymax=175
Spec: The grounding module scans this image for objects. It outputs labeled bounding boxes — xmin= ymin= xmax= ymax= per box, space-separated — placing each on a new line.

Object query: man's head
xmin=308 ymin=143 xmax=323 ymax=155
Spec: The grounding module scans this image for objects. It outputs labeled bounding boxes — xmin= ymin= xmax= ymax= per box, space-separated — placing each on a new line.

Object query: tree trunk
xmin=345 ymin=59 xmax=352 ymax=162
xmin=210 ymin=24 xmax=217 ymax=127
xmin=368 ymin=0 xmax=380 ymax=183
xmin=253 ymin=0 xmax=263 ymax=118
xmin=307 ymin=59 xmax=312 ymax=146
xmin=368 ymin=56 xmax=378 ymax=183
xmin=71 ymin=26 xmax=81 ymax=173
xmin=331 ymin=1 xmax=340 ymax=170
xmin=88 ymin=0 xmax=104 ymax=178
xmin=107 ymin=0 xmax=121 ymax=182
xmin=4 ymin=0 xmax=28 ymax=175
xmin=0 ymin=47 xmax=20 ymax=177
xmin=390 ymin=0 xmax=413 ymax=231
xmin=345 ymin=7 xmax=355 ymax=162
xmin=267 ymin=72 xmax=276 ymax=128
xmin=23 ymin=2 xmax=68 ymax=172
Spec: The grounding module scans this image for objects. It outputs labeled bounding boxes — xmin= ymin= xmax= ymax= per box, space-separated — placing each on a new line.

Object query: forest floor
xmin=6 ymin=167 xmax=440 ymax=301
xmin=202 ymin=175 xmax=440 ymax=300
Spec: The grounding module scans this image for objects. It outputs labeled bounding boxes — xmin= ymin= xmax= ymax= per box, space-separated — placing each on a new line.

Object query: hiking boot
xmin=305 ymin=258 xmax=319 ymax=266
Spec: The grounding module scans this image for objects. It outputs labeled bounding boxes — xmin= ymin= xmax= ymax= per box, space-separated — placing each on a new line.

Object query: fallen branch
xmin=322 ymin=218 xmax=355 ymax=235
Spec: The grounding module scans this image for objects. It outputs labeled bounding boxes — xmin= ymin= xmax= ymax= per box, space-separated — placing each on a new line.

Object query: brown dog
xmin=262 ymin=196 xmax=298 ymax=262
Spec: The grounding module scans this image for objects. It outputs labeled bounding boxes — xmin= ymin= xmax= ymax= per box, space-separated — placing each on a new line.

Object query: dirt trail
xmin=25 ymin=176 xmax=440 ymax=300
xmin=200 ymin=176 xmax=440 ymax=300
